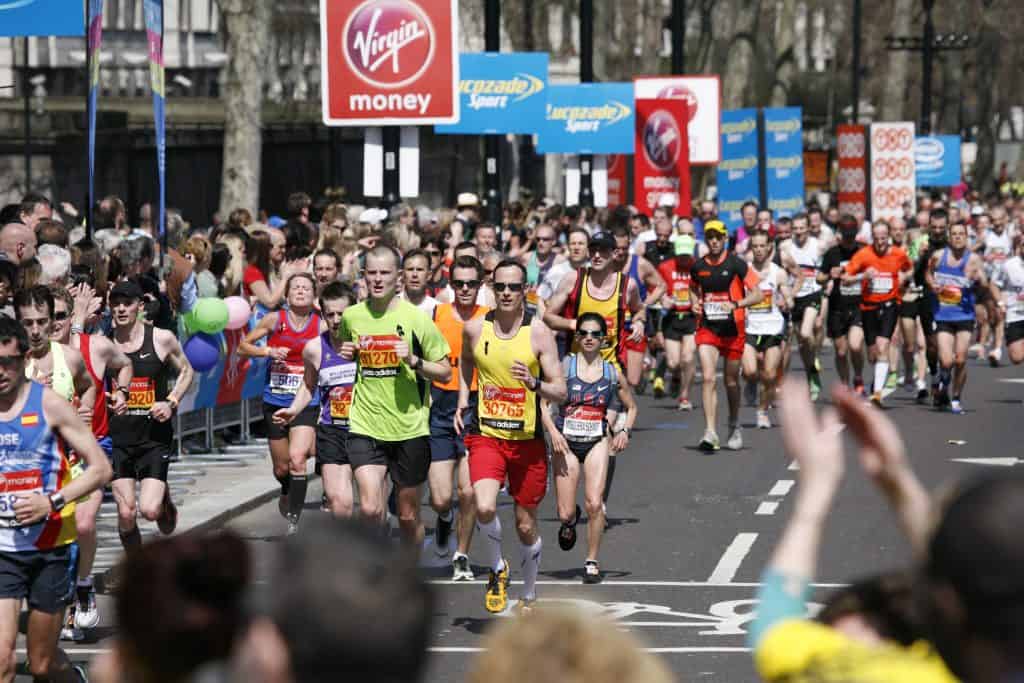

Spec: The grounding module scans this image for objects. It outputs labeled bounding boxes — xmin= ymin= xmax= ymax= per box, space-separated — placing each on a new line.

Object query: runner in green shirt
xmin=339 ymin=246 xmax=451 ymax=546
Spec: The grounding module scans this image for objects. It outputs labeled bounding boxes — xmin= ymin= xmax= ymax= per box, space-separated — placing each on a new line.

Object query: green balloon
xmin=192 ymin=298 xmax=229 ymax=334
xmin=182 ymin=310 xmax=199 ymax=335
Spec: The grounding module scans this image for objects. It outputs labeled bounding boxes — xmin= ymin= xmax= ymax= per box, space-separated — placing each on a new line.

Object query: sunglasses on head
xmin=451 ymin=279 xmax=480 ymax=290
xmin=576 ymin=329 xmax=604 ymax=339
xmin=492 ymin=282 xmax=524 ymax=293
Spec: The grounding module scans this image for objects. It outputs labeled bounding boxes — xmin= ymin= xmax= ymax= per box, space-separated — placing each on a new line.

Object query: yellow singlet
xmin=572 ymin=270 xmax=623 ymax=364
xmin=474 ymin=311 xmax=540 ymax=441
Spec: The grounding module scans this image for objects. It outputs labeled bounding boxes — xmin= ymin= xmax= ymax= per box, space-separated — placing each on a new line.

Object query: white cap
xmin=456 ymin=192 xmax=479 ymax=208
xmin=358 ymin=208 xmax=389 ymax=225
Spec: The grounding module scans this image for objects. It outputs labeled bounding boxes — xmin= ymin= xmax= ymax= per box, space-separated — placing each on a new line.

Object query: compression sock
xmin=119 ymin=525 xmax=142 ymax=551
xmin=287 ymin=474 xmax=308 ymax=521
xmin=873 ymin=361 xmax=889 ymax=393
xmin=274 ymin=472 xmax=291 ymax=496
xmin=603 ymin=455 xmax=617 ymax=503
xmin=519 ymin=537 xmax=542 ymax=602
xmin=476 ymin=516 xmax=504 ymax=573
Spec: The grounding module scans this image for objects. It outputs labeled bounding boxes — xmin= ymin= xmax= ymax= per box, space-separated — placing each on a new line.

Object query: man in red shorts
xmin=456 ymin=260 xmax=565 ymax=614
xmin=690 ymin=220 xmax=763 ymax=452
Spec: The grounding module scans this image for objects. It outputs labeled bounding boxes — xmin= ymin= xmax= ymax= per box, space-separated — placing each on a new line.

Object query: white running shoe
xmin=74 ymin=588 xmax=100 ymax=629
xmin=727 ymin=426 xmax=743 ymax=450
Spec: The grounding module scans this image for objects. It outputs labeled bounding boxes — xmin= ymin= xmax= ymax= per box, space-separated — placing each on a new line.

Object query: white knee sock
xmin=519 ymin=537 xmax=542 ymax=602
xmin=874 ymin=360 xmax=889 ymax=392
xmin=476 ymin=516 xmax=504 ymax=573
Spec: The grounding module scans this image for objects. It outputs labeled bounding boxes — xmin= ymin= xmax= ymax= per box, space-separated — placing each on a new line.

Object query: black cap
xmin=589 ymin=231 xmax=616 ymax=251
xmin=109 ymin=279 xmax=143 ymax=301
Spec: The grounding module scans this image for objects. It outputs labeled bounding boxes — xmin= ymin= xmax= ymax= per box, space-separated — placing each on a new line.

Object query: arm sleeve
xmin=748 ymin=568 xmax=812 ymax=649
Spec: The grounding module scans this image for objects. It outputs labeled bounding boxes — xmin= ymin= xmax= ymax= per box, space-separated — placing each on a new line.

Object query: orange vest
xmin=432 ymin=303 xmax=489 ymax=392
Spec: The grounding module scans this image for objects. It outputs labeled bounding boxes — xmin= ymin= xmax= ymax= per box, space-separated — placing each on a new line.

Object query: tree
xmin=217 ymin=0 xmax=271 ymax=218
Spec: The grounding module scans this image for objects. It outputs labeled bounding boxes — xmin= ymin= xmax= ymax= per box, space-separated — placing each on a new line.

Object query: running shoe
xmin=435 ymin=513 xmax=453 ymax=557
xmin=853 ymin=379 xmax=866 ymax=399
xmin=969 ymin=343 xmax=985 ymax=359
xmin=320 ymin=493 xmax=329 ymax=512
xmin=870 ymin=392 xmax=884 ymax=409
xmin=809 ymin=372 xmax=822 ymax=402
xmin=558 ymin=505 xmax=582 ymax=551
xmin=286 ymin=520 xmax=299 ymax=536
xmin=61 ymin=606 xmax=84 ymax=642
xmin=652 ymin=376 xmax=666 ymax=399
xmin=157 ymin=488 xmax=178 ymax=536
xmin=989 ymin=350 xmax=1002 ymax=368
xmin=515 ymin=597 xmax=537 ymax=616
xmin=485 ymin=559 xmax=510 ymax=613
xmin=950 ymin=399 xmax=965 ymax=415
xmin=756 ymin=410 xmax=772 ymax=429
xmin=583 ymin=559 xmax=602 ymax=584
xmin=814 ymin=356 xmax=823 ymax=373
xmin=677 ymin=398 xmax=693 ymax=411
xmin=885 ymin=371 xmax=899 ymax=390
xmin=74 ymin=586 xmax=100 ymax=629
xmin=452 ymin=553 xmax=474 ymax=582
xmin=743 ymin=381 xmax=758 ymax=407
xmin=698 ymin=430 xmax=720 ymax=452
xmin=72 ymin=664 xmax=88 ymax=683
xmin=726 ymin=426 xmax=743 ymax=451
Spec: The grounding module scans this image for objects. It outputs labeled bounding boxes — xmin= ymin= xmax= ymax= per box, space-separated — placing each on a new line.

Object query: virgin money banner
xmin=634 ymin=76 xmax=720 ymax=165
xmin=435 ymin=52 xmax=547 ymax=134
xmin=764 ymin=107 xmax=805 ymax=219
xmin=716 ymin=109 xmax=759 ymax=231
xmin=836 ymin=124 xmax=867 ymax=220
xmin=536 ymin=83 xmax=634 ymax=154
xmin=634 ymin=99 xmax=691 ymax=218
xmin=320 ymin=0 xmax=459 ymax=126
xmin=0 ymin=0 xmax=83 ymax=36
xmin=870 ymin=122 xmax=916 ymax=222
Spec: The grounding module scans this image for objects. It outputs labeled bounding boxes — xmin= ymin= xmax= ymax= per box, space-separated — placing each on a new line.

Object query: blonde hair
xmin=216 ymin=232 xmax=245 ymax=297
xmin=183 ymin=235 xmax=212 ymax=272
xmin=467 ymin=607 xmax=674 ymax=683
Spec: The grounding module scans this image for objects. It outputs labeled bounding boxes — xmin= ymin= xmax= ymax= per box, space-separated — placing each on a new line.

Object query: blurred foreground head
xmin=235 ymin=517 xmax=434 ymax=683
xmin=468 ymin=607 xmax=674 ymax=683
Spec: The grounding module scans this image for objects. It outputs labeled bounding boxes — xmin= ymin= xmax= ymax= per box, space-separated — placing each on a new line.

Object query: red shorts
xmin=466 ymin=434 xmax=548 ymax=508
xmin=696 ymin=328 xmax=745 ymax=360
xmin=622 ymin=336 xmax=647 ymax=353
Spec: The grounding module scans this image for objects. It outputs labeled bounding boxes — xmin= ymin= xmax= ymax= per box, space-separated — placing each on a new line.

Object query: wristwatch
xmin=167 ymin=395 xmax=180 ymax=410
xmin=411 ymin=356 xmax=424 ymax=371
xmin=617 ymin=427 xmax=632 ymax=437
xmin=49 ymin=492 xmax=66 ymax=513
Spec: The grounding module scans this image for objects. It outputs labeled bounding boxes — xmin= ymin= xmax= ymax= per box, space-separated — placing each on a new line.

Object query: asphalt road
xmin=20 ymin=351 xmax=1024 ymax=682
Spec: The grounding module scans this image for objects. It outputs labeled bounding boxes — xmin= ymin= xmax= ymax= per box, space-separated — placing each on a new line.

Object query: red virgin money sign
xmin=320 ymin=0 xmax=459 ymax=126
xmin=634 ymin=99 xmax=691 ymax=217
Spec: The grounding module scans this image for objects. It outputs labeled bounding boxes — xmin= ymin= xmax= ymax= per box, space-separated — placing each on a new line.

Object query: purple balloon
xmin=183 ymin=332 xmax=221 ymax=372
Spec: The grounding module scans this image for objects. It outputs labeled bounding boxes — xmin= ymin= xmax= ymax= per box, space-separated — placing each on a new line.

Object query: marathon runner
xmin=742 ymin=232 xmax=793 ymax=429
xmin=891 ymin=219 xmax=928 ymax=396
xmin=239 ymin=273 xmax=322 ymax=534
xmin=612 ymin=227 xmax=666 ymax=392
xmin=427 ymin=256 xmax=488 ymax=580
xmin=521 ymin=222 xmax=565 ymax=316
xmin=400 ymin=248 xmax=439 ymax=315
xmin=339 ymin=246 xmax=451 ymax=546
xmin=655 ymin=235 xmax=699 ymax=410
xmin=990 ymin=234 xmax=1024 ymax=378
xmin=542 ymin=312 xmax=635 ymax=584
xmin=456 ymin=259 xmax=565 ymax=614
xmin=978 ymin=206 xmax=1014 ymax=365
xmin=926 ymin=223 xmax=987 ymax=413
xmin=0 ymin=315 xmax=111 ymax=683
xmin=422 ymin=237 xmax=449 ymax=298
xmin=843 ymin=220 xmax=913 ymax=407
xmin=914 ymin=208 xmax=950 ymax=403
xmin=819 ymin=215 xmax=866 ymax=392
xmin=50 ymin=286 xmax=132 ymax=640
xmin=779 ymin=214 xmax=828 ymax=400
xmin=272 ymin=282 xmax=358 ymax=518
xmin=690 ymin=220 xmax=763 ymax=451
xmin=108 ymin=278 xmax=193 ymax=551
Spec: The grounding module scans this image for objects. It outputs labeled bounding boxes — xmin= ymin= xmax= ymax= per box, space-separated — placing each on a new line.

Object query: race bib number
xmin=563 ymin=404 xmax=604 ymax=440
xmin=480 ymin=384 xmax=526 ymax=431
xmin=672 ymin=280 xmax=692 ymax=311
xmin=328 ymin=385 xmax=353 ymax=423
xmin=938 ymin=285 xmax=963 ymax=306
xmin=127 ymin=377 xmax=155 ymax=414
xmin=357 ymin=334 xmax=402 ymax=378
xmin=319 ymin=363 xmax=356 ymax=388
xmin=798 ymin=267 xmax=818 ymax=296
xmin=750 ymin=289 xmax=772 ymax=313
xmin=0 ymin=469 xmax=43 ymax=521
xmin=870 ymin=274 xmax=893 ymax=294
xmin=269 ymin=361 xmax=304 ymax=395
xmin=703 ymin=293 xmax=731 ymax=321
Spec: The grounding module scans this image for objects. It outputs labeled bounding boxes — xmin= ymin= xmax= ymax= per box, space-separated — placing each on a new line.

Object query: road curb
xmin=183 ymin=475 xmax=322 ymax=536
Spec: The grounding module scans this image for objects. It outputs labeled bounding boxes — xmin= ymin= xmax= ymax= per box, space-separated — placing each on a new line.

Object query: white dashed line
xmin=768 ymin=480 xmax=795 ymax=497
xmin=755 ymin=502 xmax=779 ymax=515
xmin=788 ymin=460 xmax=799 ymax=470
xmin=706 ymin=532 xmax=758 ymax=584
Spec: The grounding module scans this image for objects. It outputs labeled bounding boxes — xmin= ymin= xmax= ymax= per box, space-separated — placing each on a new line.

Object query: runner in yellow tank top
xmin=457 ymin=259 xmax=565 ymax=615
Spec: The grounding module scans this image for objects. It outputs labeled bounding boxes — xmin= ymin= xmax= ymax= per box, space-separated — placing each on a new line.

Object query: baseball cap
xmin=109 ymin=279 xmax=143 ymax=301
xmin=704 ymin=220 xmax=728 ymax=237
xmin=588 ymin=231 xmax=616 ymax=251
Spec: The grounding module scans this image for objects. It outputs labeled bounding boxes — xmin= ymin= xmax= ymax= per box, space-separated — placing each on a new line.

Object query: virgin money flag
xmin=634 ymin=76 xmax=720 ymax=165
xmin=836 ymin=124 xmax=868 ymax=220
xmin=320 ymin=0 xmax=459 ymax=126
xmin=634 ymin=99 xmax=691 ymax=218
xmin=536 ymin=83 xmax=634 ymax=154
xmin=435 ymin=52 xmax=547 ymax=134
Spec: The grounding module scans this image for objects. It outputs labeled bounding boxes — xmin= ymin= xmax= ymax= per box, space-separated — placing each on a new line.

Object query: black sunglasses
xmin=53 ymin=311 xmax=69 ymax=321
xmin=492 ymin=282 xmax=524 ymax=293
xmin=576 ymin=329 xmax=605 ymax=339
xmin=451 ymin=279 xmax=481 ymax=290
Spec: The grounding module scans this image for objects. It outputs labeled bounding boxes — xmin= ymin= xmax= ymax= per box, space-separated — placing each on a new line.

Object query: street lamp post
xmin=578 ymin=0 xmax=594 ymax=208
xmin=483 ymin=0 xmax=502 ymax=224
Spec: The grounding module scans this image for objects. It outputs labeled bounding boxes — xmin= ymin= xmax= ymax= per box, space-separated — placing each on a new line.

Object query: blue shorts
xmin=429 ymin=388 xmax=473 ymax=463
xmin=97 ymin=435 xmax=113 ymax=458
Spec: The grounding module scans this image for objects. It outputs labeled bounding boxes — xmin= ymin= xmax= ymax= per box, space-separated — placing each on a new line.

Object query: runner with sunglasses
xmin=542 ymin=313 xmax=636 ymax=584
xmin=522 ymin=223 xmax=565 ymax=316
xmin=457 ymin=260 xmax=565 ymax=614
xmin=428 ymin=256 xmax=488 ymax=580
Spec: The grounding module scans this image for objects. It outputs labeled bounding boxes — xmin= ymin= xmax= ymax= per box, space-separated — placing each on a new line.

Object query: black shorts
xmin=791 ymin=292 xmax=822 ymax=325
xmin=827 ymin=306 xmax=863 ymax=339
xmin=112 ymin=441 xmax=171 ymax=481
xmin=263 ymin=402 xmax=318 ymax=441
xmin=919 ymin=302 xmax=937 ymax=336
xmin=1007 ymin=321 xmax=1024 ymax=345
xmin=862 ymin=302 xmax=899 ymax=347
xmin=899 ymin=298 xmax=921 ymax=319
xmin=936 ymin=320 xmax=976 ymax=335
xmin=566 ymin=439 xmax=601 ymax=461
xmin=0 ymin=544 xmax=77 ymax=613
xmin=316 ymin=425 xmax=349 ymax=467
xmin=429 ymin=388 xmax=470 ymax=463
xmin=662 ymin=313 xmax=697 ymax=341
xmin=746 ymin=334 xmax=784 ymax=352
xmin=347 ymin=434 xmax=430 ymax=487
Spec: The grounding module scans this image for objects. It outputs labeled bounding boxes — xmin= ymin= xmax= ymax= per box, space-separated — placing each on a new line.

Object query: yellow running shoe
xmin=652 ymin=376 xmax=666 ymax=399
xmin=485 ymin=559 xmax=510 ymax=613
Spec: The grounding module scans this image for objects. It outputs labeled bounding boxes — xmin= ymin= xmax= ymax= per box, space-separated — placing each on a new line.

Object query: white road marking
xmin=788 ymin=461 xmax=799 ymax=470
xmin=706 ymin=533 xmax=758 ymax=584
xmin=953 ymin=457 xmax=1020 ymax=467
xmin=755 ymin=502 xmax=779 ymax=516
xmin=768 ymin=480 xmax=795 ymax=497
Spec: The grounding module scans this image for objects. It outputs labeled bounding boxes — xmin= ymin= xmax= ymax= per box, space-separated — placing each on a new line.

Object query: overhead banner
xmin=870 ymin=122 xmax=916 ymax=222
xmin=634 ymin=76 xmax=720 ymax=165
xmin=0 ymin=0 xmax=83 ymax=36
xmin=606 ymin=154 xmax=627 ymax=206
xmin=435 ymin=52 xmax=547 ymax=135
xmin=716 ymin=109 xmax=759 ymax=232
xmin=319 ymin=0 xmax=459 ymax=126
xmin=634 ymin=98 xmax=691 ymax=217
xmin=536 ymin=83 xmax=634 ymax=154
xmin=836 ymin=124 xmax=868 ymax=220
xmin=915 ymin=135 xmax=961 ymax=187
xmin=763 ymin=107 xmax=804 ymax=219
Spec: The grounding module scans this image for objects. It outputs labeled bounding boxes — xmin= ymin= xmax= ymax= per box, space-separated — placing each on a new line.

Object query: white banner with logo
xmin=869 ymin=122 xmax=916 ymax=222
